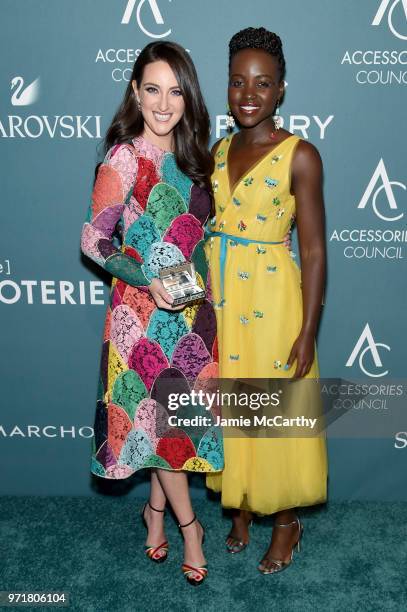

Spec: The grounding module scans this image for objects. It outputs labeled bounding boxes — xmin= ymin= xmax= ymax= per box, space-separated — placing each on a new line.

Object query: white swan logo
xmin=372 ymin=0 xmax=407 ymax=40
xmin=122 ymin=0 xmax=172 ymax=38
xmin=358 ymin=159 xmax=405 ymax=222
xmin=346 ymin=324 xmax=390 ymax=378
xmin=11 ymin=76 xmax=40 ymax=106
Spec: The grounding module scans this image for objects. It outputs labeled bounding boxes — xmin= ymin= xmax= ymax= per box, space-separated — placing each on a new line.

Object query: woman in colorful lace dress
xmin=206 ymin=27 xmax=328 ymax=574
xmin=81 ymin=41 xmax=223 ymax=586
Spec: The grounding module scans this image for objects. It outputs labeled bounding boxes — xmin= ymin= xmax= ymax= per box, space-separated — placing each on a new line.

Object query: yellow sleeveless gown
xmin=206 ymin=134 xmax=328 ymax=515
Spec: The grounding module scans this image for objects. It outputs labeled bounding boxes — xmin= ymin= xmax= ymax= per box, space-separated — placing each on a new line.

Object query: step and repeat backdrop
xmin=1 ymin=0 xmax=406 ymax=497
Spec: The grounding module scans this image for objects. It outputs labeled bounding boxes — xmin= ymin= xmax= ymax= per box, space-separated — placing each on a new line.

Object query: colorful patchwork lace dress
xmin=81 ymin=135 xmax=223 ymax=479
xmin=205 ymin=134 xmax=327 ymax=515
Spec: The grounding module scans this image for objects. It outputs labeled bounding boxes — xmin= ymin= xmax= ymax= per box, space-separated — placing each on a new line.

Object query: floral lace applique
xmin=156 ymin=432 xmax=196 ymax=470
xmin=128 ymin=338 xmax=169 ymax=391
xmin=145 ymin=183 xmax=187 ymax=234
xmin=122 ymin=196 xmax=144 ymax=232
xmin=107 ymin=403 xmax=133 ymax=458
xmin=122 ymin=285 xmax=156 ymax=330
xmin=111 ymin=305 xmax=144 ymax=364
xmin=142 ymin=241 xmax=185 ymax=282
xmin=118 ymin=429 xmax=154 ymax=471
xmin=132 ymin=156 xmax=160 ymax=211
xmin=171 ymin=333 xmax=212 ymax=380
xmin=132 ymin=136 xmax=164 ymax=171
xmin=163 ymin=213 xmax=204 ymax=260
xmin=125 ymin=215 xmax=161 ymax=260
xmin=189 ymin=185 xmax=211 ymax=224
xmin=112 ymin=370 xmax=148 ymax=420
xmin=197 ymin=427 xmax=223 ymax=470
xmin=107 ymin=144 xmax=139 ymax=202
xmin=147 ymin=309 xmax=189 ymax=360
xmin=161 ymin=154 xmax=192 ymax=206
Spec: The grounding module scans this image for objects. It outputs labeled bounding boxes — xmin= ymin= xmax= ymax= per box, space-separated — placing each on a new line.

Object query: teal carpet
xmin=1 ymin=497 xmax=406 ymax=612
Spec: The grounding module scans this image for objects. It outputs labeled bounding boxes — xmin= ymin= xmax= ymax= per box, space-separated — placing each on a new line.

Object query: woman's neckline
xmin=226 ymin=132 xmax=297 ymax=196
xmin=132 ymin=133 xmax=174 ymax=154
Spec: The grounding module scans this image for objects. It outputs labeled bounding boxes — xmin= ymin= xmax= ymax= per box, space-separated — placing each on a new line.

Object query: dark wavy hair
xmin=229 ymin=27 xmax=286 ymax=82
xmin=103 ymin=41 xmax=213 ymax=192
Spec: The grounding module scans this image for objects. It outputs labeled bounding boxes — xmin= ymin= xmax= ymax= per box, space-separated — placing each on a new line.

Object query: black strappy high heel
xmin=178 ymin=514 xmax=207 ymax=586
xmin=141 ymin=502 xmax=169 ymax=563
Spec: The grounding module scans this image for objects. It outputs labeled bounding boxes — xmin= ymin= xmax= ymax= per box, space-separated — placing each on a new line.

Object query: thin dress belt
xmin=207 ymin=230 xmax=284 ymax=303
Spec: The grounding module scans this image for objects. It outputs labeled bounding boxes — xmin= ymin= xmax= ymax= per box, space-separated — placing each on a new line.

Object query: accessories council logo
xmin=341 ymin=2 xmax=407 ymax=85
xmin=346 ymin=324 xmax=390 ymax=378
xmin=329 ymin=160 xmax=406 ymax=261
xmin=358 ymin=159 xmax=405 ymax=222
xmin=122 ymin=0 xmax=172 ymax=38
xmin=372 ymin=0 xmax=407 ymax=40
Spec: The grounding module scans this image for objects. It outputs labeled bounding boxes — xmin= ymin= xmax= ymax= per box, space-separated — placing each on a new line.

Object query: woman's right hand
xmin=148 ymin=278 xmax=185 ymax=311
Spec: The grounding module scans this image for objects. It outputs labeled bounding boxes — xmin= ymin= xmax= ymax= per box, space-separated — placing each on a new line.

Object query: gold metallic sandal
xmin=258 ymin=517 xmax=303 ymax=575
xmin=225 ymin=521 xmax=253 ymax=555
xmin=225 ymin=519 xmax=253 ymax=554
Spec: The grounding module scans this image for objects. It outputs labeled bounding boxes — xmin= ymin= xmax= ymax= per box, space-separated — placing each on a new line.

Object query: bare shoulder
xmin=211 ymin=139 xmax=224 ymax=157
xmin=292 ymin=139 xmax=322 ymax=172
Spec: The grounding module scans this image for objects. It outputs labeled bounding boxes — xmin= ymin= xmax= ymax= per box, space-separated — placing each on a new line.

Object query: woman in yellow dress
xmin=206 ymin=27 xmax=328 ymax=574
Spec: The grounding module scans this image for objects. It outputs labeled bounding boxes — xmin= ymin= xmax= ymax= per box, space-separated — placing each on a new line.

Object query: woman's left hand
xmin=286 ymin=331 xmax=315 ymax=378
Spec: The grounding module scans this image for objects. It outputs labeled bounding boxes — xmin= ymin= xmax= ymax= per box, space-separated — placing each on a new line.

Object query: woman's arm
xmin=80 ymin=144 xmax=150 ymax=287
xmin=287 ymin=140 xmax=326 ymax=378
